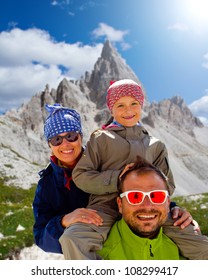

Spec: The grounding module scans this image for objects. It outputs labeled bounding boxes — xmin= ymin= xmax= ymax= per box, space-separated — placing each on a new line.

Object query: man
xmin=98 ymin=156 xmax=186 ymax=260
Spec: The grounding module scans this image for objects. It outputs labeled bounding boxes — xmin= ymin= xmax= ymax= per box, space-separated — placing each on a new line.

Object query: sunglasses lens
xmin=66 ymin=132 xmax=79 ymax=142
xmin=49 ymin=132 xmax=79 ymax=146
xmin=127 ymin=191 xmax=144 ymax=204
xmin=50 ymin=135 xmax=63 ymax=146
xmin=150 ymin=191 xmax=166 ymax=204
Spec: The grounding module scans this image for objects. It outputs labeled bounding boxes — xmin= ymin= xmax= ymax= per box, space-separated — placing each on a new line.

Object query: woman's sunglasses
xmin=120 ymin=190 xmax=169 ymax=205
xmin=49 ymin=132 xmax=79 ymax=146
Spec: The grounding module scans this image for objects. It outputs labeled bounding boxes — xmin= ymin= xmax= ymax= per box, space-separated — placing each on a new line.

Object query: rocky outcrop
xmin=143 ymin=96 xmax=203 ymax=136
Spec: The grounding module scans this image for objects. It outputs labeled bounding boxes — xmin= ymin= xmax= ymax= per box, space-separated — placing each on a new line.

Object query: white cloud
xmin=0 ymin=27 xmax=103 ymax=112
xmin=189 ymin=94 xmax=208 ymax=126
xmin=167 ymin=22 xmax=189 ymax=31
xmin=68 ymin=11 xmax=75 ymax=16
xmin=92 ymin=23 xmax=130 ymax=50
xmin=202 ymin=52 xmax=208 ymax=69
xmin=51 ymin=0 xmax=59 ymax=7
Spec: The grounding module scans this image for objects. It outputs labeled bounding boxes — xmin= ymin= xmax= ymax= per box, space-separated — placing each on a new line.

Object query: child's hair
xmin=103 ymin=116 xmax=114 ymax=127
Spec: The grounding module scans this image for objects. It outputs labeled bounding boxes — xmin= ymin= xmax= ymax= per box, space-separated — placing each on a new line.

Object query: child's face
xmin=111 ymin=96 xmax=142 ymax=127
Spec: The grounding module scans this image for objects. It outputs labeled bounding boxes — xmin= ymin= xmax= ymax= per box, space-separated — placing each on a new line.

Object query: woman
xmin=32 ymin=104 xmax=102 ymax=253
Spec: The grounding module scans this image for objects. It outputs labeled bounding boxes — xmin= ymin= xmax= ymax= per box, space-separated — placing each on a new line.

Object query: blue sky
xmin=0 ymin=0 xmax=208 ymax=125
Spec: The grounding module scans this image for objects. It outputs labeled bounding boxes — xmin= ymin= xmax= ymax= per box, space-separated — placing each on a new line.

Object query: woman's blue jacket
xmin=32 ymin=156 xmax=89 ymax=253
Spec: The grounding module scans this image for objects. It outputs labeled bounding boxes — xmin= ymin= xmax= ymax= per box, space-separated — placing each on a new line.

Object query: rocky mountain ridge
xmin=0 ymin=40 xmax=207 ymax=196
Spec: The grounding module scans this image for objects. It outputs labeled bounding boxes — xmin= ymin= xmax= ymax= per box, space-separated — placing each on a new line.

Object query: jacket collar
xmin=118 ymin=218 xmax=163 ymax=251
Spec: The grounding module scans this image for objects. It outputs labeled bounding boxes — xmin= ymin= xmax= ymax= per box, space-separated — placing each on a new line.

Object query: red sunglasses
xmin=120 ymin=190 xmax=169 ymax=205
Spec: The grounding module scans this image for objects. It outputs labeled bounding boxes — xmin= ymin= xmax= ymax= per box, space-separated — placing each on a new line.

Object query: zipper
xmin=149 ymin=244 xmax=154 ymax=257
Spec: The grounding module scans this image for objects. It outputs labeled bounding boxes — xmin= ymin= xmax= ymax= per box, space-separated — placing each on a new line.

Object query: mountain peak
xmin=86 ymin=40 xmax=144 ymax=108
xmin=101 ymin=40 xmax=117 ymax=60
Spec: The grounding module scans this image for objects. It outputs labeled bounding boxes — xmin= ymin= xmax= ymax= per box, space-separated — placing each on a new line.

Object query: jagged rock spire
xmin=86 ymin=40 xmax=144 ymax=109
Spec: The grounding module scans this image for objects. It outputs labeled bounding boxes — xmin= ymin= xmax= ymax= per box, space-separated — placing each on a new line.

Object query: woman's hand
xmin=61 ymin=208 xmax=103 ymax=228
xmin=171 ymin=206 xmax=201 ymax=233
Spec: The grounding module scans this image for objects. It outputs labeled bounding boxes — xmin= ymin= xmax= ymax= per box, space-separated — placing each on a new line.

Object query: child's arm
xmin=72 ymin=133 xmax=121 ymax=195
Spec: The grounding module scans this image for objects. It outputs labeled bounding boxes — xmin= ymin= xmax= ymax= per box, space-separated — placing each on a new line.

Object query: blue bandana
xmin=44 ymin=104 xmax=82 ymax=141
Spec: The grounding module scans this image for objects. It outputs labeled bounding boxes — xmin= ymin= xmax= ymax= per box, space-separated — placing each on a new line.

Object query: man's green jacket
xmin=98 ymin=218 xmax=185 ymax=260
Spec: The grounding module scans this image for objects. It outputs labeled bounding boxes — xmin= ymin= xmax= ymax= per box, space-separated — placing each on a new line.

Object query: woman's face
xmin=49 ymin=132 xmax=82 ymax=168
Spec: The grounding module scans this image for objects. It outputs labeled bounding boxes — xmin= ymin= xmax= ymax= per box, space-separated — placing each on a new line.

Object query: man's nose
xmin=141 ymin=195 xmax=153 ymax=206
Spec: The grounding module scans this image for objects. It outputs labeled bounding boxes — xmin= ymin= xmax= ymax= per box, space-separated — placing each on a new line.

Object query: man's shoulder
xmin=98 ymin=221 xmax=122 ymax=259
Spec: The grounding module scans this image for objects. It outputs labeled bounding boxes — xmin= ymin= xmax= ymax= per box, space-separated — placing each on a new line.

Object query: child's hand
xmin=119 ymin=163 xmax=134 ymax=179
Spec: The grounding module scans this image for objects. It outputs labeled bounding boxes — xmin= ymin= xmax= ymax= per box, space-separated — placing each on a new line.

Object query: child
xmin=59 ymin=79 xmax=208 ymax=260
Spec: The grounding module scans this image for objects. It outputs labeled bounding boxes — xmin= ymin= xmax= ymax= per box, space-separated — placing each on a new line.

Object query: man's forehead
xmin=123 ymin=170 xmax=167 ymax=190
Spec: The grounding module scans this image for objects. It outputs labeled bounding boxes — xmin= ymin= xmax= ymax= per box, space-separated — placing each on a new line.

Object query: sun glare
xmin=187 ymin=0 xmax=208 ymax=22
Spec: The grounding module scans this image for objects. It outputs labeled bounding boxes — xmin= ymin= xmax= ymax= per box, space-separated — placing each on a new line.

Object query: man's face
xmin=117 ymin=171 xmax=170 ymax=238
